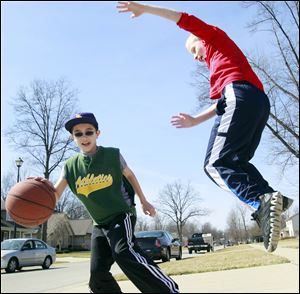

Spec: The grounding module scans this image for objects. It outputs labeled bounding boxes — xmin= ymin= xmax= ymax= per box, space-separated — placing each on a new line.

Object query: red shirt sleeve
xmin=177 ymin=12 xmax=217 ymax=42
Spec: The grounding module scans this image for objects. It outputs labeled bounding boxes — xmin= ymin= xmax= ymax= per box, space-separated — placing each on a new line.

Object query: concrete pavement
xmin=54 ymin=243 xmax=299 ymax=293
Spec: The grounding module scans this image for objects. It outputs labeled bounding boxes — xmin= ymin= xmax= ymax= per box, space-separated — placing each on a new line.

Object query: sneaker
xmin=251 ymin=191 xmax=283 ymax=252
xmin=282 ymin=195 xmax=294 ymax=212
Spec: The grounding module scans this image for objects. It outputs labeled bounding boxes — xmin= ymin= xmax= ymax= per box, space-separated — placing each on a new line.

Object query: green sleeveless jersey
xmin=64 ymin=146 xmax=136 ymax=225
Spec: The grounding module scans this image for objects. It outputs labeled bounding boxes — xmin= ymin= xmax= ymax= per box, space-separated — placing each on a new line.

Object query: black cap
xmin=65 ymin=112 xmax=99 ymax=133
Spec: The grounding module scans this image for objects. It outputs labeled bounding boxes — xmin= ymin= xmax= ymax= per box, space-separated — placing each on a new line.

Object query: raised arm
xmin=117 ymin=1 xmax=182 ymax=23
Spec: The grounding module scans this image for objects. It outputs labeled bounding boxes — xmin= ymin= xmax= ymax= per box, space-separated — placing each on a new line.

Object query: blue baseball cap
xmin=65 ymin=112 xmax=99 ymax=133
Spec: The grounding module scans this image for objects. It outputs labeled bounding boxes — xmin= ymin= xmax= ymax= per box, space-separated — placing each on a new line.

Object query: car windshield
xmin=135 ymin=231 xmax=163 ymax=238
xmin=1 ymin=239 xmax=25 ymax=250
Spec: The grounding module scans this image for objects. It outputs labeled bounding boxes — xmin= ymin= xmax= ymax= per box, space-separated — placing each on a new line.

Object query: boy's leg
xmin=204 ymin=82 xmax=274 ymax=207
xmin=105 ymin=213 xmax=179 ymax=293
xmin=89 ymin=226 xmax=122 ymax=293
xmin=203 ymin=82 xmax=289 ymax=252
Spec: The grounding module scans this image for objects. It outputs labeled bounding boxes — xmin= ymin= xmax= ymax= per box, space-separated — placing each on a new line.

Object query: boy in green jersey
xmin=38 ymin=112 xmax=179 ymax=293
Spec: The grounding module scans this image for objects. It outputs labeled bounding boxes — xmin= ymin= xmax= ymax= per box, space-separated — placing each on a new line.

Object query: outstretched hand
xmin=116 ymin=1 xmax=145 ymax=18
xmin=171 ymin=113 xmax=196 ymax=128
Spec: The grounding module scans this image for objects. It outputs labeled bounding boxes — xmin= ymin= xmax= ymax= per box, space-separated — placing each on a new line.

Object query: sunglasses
xmin=73 ymin=131 xmax=95 ymax=138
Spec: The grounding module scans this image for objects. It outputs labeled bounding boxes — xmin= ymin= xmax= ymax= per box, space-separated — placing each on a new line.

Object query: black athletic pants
xmin=204 ymin=81 xmax=274 ymax=209
xmin=89 ymin=212 xmax=179 ymax=293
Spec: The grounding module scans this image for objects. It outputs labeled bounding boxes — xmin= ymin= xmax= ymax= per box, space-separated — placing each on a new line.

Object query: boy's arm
xmin=117 ymin=2 xmax=216 ymax=42
xmin=122 ymin=166 xmax=156 ymax=217
xmin=54 ymin=177 xmax=68 ymax=202
xmin=117 ymin=1 xmax=182 ymax=23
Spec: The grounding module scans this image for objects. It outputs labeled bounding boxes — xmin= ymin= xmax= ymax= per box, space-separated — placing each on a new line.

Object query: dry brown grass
xmin=279 ymin=237 xmax=299 ymax=248
xmin=113 ymin=244 xmax=290 ymax=281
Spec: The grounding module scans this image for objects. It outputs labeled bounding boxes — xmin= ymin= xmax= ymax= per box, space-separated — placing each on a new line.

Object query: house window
xmin=1 ymin=231 xmax=9 ymax=241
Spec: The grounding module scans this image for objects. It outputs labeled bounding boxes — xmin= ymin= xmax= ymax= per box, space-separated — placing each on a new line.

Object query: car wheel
xmin=176 ymin=247 xmax=182 ymax=260
xmin=42 ymin=256 xmax=52 ymax=269
xmin=162 ymin=248 xmax=170 ymax=262
xmin=188 ymin=249 xmax=193 ymax=254
xmin=5 ymin=258 xmax=18 ymax=273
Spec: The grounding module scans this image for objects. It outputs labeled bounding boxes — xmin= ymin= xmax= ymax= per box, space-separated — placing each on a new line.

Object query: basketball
xmin=6 ymin=178 xmax=56 ymax=228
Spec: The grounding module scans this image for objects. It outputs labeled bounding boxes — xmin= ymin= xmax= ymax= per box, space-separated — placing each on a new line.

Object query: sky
xmin=1 ymin=1 xmax=299 ymax=231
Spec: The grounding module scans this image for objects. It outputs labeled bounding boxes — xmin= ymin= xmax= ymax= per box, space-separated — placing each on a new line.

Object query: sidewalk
xmin=54 ymin=243 xmax=299 ymax=293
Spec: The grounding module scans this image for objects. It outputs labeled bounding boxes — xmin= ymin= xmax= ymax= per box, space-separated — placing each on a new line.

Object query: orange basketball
xmin=6 ymin=178 xmax=56 ymax=228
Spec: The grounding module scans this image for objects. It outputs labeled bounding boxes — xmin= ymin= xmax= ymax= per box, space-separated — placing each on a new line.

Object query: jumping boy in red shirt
xmin=117 ymin=1 xmax=293 ymax=252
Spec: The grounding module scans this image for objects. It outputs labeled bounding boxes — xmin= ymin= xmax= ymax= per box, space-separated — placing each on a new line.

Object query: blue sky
xmin=1 ymin=1 xmax=299 ymax=230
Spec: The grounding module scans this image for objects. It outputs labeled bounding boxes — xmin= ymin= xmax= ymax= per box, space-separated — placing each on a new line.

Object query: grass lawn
xmin=113 ymin=244 xmax=291 ymax=281
xmin=278 ymin=237 xmax=299 ymax=249
xmin=56 ymin=251 xmax=91 ymax=258
xmin=56 ymin=238 xmax=298 ymax=280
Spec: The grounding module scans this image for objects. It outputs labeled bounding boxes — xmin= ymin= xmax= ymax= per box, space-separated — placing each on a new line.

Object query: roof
xmin=69 ymin=219 xmax=93 ymax=235
xmin=47 ymin=213 xmax=74 ymax=235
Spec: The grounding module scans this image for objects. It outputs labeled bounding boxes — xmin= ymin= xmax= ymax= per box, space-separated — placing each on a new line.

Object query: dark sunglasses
xmin=73 ymin=131 xmax=95 ymax=138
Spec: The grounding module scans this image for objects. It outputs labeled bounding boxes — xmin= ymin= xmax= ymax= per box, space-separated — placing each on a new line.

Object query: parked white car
xmin=1 ymin=238 xmax=56 ymax=273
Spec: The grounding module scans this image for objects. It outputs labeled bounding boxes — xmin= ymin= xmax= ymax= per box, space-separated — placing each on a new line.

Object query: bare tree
xmin=182 ymin=221 xmax=198 ymax=238
xmin=150 ymin=214 xmax=167 ymax=231
xmin=65 ymin=196 xmax=90 ymax=220
xmin=5 ymin=78 xmax=78 ymax=241
xmin=136 ymin=216 xmax=150 ymax=232
xmin=226 ymin=203 xmax=256 ymax=243
xmin=47 ymin=213 xmax=72 ymax=250
xmin=243 ymin=1 xmax=299 ymax=168
xmin=55 ymin=189 xmax=73 ymax=214
xmin=235 ymin=203 xmax=250 ymax=243
xmin=247 ymin=222 xmax=262 ymax=242
xmin=156 ymin=181 xmax=210 ymax=242
xmin=192 ymin=1 xmax=299 ymax=170
xmin=1 ymin=165 xmax=28 ymax=201
xmin=226 ymin=209 xmax=243 ymax=243
xmin=190 ymin=62 xmax=212 ymax=111
xmin=1 ymin=171 xmax=17 ymax=201
xmin=55 ymin=187 xmax=90 ymax=219
xmin=201 ymin=222 xmax=225 ymax=243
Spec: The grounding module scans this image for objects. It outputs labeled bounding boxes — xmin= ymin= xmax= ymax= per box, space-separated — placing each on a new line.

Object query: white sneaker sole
xmin=267 ymin=192 xmax=283 ymax=252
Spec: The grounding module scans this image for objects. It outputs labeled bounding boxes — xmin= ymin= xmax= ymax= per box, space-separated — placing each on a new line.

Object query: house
xmin=281 ymin=212 xmax=299 ymax=238
xmin=69 ymin=219 xmax=93 ymax=250
xmin=1 ymin=200 xmax=93 ymax=250
xmin=1 ymin=199 xmax=38 ymax=241
xmin=47 ymin=213 xmax=73 ymax=250
xmin=1 ymin=200 xmax=37 ymax=240
xmin=47 ymin=212 xmax=93 ymax=250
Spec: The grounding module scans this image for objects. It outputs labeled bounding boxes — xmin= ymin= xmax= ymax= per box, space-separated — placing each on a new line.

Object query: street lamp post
xmin=13 ymin=157 xmax=24 ymax=238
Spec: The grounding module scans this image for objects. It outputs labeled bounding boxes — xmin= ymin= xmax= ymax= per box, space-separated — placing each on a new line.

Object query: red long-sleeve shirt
xmin=177 ymin=13 xmax=264 ymax=99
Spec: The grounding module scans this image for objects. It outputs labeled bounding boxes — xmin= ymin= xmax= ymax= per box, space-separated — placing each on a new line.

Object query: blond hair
xmin=185 ymin=34 xmax=200 ymax=53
